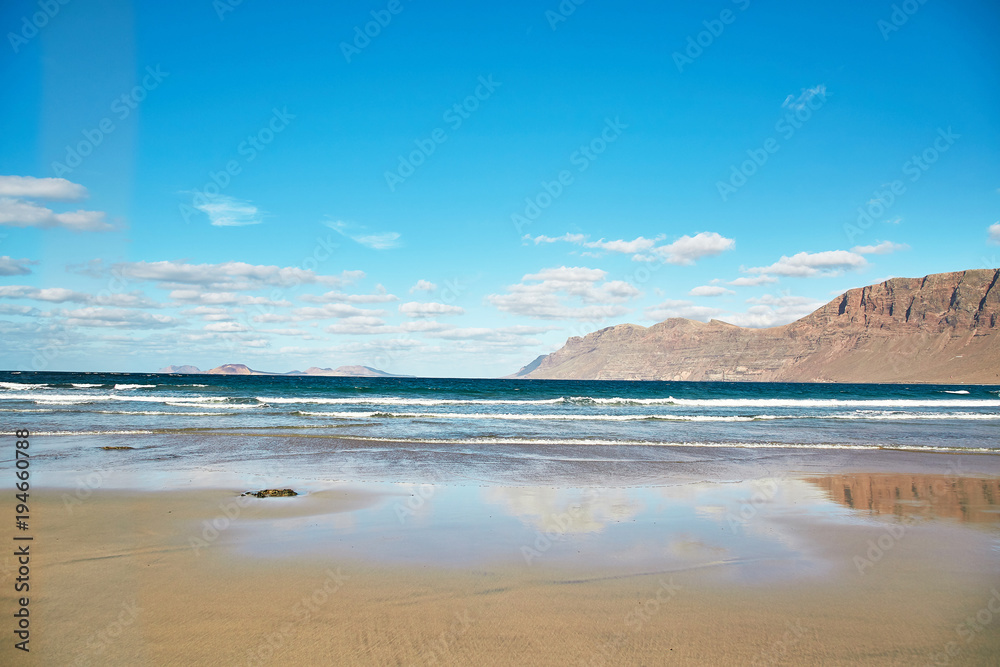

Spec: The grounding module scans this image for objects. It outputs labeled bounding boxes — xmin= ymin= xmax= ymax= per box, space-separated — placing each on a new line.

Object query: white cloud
xmin=58 ymin=307 xmax=178 ymax=329
xmin=851 ymin=241 xmax=910 ymax=255
xmin=0 ymin=256 xmax=34 ymax=276
xmin=114 ymin=261 xmax=358 ymax=290
xmin=181 ymin=306 xmax=235 ymax=322
xmin=429 ymin=326 xmax=545 ymax=344
xmin=989 ymin=223 xmax=1000 ymax=245
xmin=524 ymin=233 xmax=588 ymax=245
xmin=300 ymin=285 xmax=398 ymax=304
xmin=0 ymin=304 xmax=40 ymax=316
xmin=400 ymin=320 xmax=451 ymax=333
xmin=398 ymin=302 xmax=465 ymax=318
xmin=782 ymin=84 xmax=827 ymax=111
xmin=721 ymin=294 xmax=825 ymax=328
xmin=746 ymin=250 xmax=867 ymax=277
xmin=689 ymin=285 xmax=734 ymax=297
xmin=0 ymin=175 xmax=87 ymax=200
xmin=195 ymin=195 xmax=263 ymax=227
xmin=585 ymin=237 xmax=659 ymax=254
xmin=524 ymin=231 xmax=734 ymax=266
xmin=323 ymin=316 xmax=399 ymax=335
xmin=291 ymin=304 xmax=385 ymax=320
xmin=325 ymin=220 xmax=401 ymax=250
xmin=0 ymin=286 xmax=89 ymax=303
xmin=0 ymin=285 xmax=163 ymax=308
xmin=488 ymin=266 xmax=639 ymax=321
xmin=259 ymin=328 xmax=312 ymax=337
xmin=727 ymin=275 xmax=778 ymax=286
xmin=168 ymin=290 xmax=291 ymax=307
xmin=204 ymin=321 xmax=250 ymax=333
xmin=645 ymin=300 xmax=724 ymax=322
xmin=0 ymin=197 xmax=111 ymax=231
xmin=409 ymin=279 xmax=437 ymax=294
xmin=651 ymin=232 xmax=735 ymax=265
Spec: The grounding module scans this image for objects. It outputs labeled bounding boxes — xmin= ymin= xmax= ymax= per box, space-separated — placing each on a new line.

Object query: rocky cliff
xmin=807 ymin=473 xmax=1000 ymax=524
xmin=511 ymin=268 xmax=1000 ymax=383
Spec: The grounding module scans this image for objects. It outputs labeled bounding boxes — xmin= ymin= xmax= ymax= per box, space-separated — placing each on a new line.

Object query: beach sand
xmin=4 ymin=457 xmax=1000 ymax=666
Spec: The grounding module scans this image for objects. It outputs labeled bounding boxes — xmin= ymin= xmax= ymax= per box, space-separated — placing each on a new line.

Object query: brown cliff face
xmin=513 ymin=268 xmax=1000 ymax=383
xmin=807 ymin=473 xmax=1000 ymax=525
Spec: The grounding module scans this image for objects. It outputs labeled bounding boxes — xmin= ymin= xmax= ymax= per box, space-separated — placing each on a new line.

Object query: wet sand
xmin=3 ymin=462 xmax=1000 ymax=665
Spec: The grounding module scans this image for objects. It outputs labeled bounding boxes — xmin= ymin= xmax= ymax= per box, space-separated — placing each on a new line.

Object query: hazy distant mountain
xmin=510 ymin=268 xmax=1000 ymax=384
xmin=193 ymin=363 xmax=413 ymax=377
xmin=158 ymin=365 xmax=203 ymax=374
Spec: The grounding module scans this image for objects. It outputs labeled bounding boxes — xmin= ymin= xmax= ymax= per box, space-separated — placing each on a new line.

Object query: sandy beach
xmin=4 ymin=449 xmax=1000 ymax=666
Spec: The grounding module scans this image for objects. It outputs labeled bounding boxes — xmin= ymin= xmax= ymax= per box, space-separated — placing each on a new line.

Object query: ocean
xmin=4 ymin=371 xmax=999 ymax=486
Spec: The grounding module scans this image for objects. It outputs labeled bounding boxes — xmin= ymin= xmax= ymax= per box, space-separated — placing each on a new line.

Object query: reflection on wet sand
xmin=806 ymin=473 xmax=1000 ymax=524
xmin=482 ymin=487 xmax=643 ymax=533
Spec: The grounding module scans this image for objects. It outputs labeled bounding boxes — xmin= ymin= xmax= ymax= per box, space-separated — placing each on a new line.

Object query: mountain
xmin=510 ymin=268 xmax=1000 ymax=384
xmin=301 ymin=365 xmax=409 ymax=377
xmin=198 ymin=364 xmax=412 ymax=377
xmin=158 ymin=365 xmax=203 ymax=374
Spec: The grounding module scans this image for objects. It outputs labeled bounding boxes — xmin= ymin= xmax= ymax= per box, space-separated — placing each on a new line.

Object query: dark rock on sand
xmin=242 ymin=489 xmax=299 ymax=498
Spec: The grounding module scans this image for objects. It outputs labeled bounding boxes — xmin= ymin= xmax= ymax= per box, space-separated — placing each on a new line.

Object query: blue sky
xmin=1 ymin=0 xmax=998 ymax=376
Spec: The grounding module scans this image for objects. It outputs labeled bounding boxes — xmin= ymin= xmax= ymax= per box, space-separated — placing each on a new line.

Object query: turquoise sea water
xmin=3 ymin=372 xmax=998 ymax=447
xmin=3 ymin=372 xmax=998 ymax=486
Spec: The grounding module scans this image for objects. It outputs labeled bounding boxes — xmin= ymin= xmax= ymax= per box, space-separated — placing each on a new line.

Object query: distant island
xmin=157 ymin=364 xmax=413 ymax=378
xmin=510 ymin=268 xmax=1000 ymax=384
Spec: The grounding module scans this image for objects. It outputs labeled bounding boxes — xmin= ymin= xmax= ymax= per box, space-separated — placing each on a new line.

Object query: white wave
xmin=342 ymin=435 xmax=997 ymax=454
xmin=942 ymin=390 xmax=970 ymax=395
xmin=572 ymin=396 xmax=1000 ymax=408
xmin=297 ymin=411 xmax=780 ymax=422
xmin=107 ymin=395 xmax=230 ymax=404
xmin=0 ymin=382 xmax=49 ymax=390
xmin=28 ymin=430 xmax=155 ymax=436
xmin=95 ymin=410 xmax=237 ymax=416
xmin=257 ymin=395 xmax=566 ymax=406
xmin=163 ymin=402 xmax=257 ymax=409
xmin=295 ymin=410 xmax=1000 ymax=422
xmin=71 ymin=383 xmax=103 ymax=388
xmin=114 ymin=384 xmax=157 ymax=390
